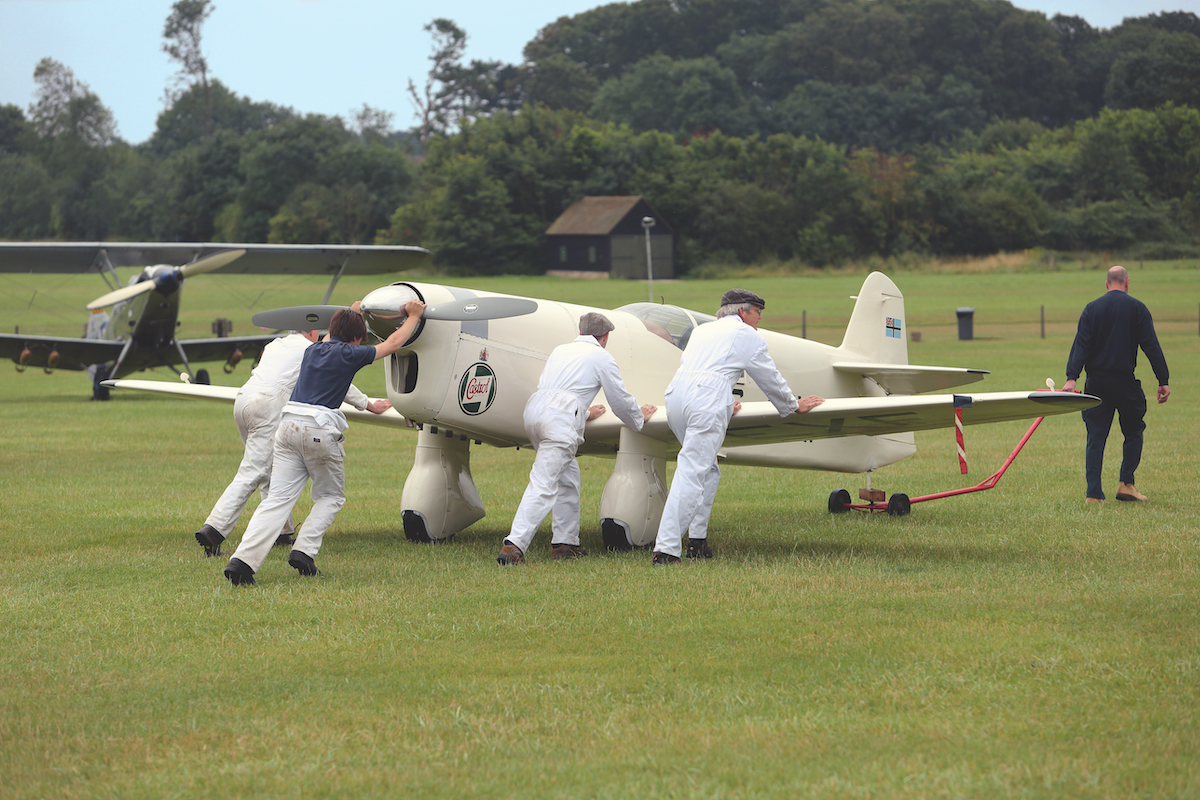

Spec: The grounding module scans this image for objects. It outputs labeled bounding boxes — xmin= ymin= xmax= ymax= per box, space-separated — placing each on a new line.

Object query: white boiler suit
xmin=655 ymin=315 xmax=797 ymax=558
xmin=204 ymin=333 xmax=369 ymax=538
xmin=507 ymin=335 xmax=646 ymax=553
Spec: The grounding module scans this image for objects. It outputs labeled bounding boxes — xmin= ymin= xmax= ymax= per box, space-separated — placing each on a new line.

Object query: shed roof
xmin=545 ymin=196 xmax=645 ymax=236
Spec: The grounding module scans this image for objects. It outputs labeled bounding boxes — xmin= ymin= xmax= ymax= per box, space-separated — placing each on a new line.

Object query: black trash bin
xmin=956 ymin=307 xmax=974 ymax=340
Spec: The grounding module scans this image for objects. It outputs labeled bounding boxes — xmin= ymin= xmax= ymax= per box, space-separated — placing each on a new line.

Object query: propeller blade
xmin=424 ymin=297 xmax=538 ymax=321
xmin=179 ymin=248 xmax=246 ymax=278
xmin=86 ymin=280 xmax=156 ymax=310
xmin=251 ymin=305 xmax=348 ymax=330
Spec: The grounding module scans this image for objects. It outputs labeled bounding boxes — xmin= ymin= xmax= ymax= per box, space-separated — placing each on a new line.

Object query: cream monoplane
xmin=107 ymin=271 xmax=1099 ymax=550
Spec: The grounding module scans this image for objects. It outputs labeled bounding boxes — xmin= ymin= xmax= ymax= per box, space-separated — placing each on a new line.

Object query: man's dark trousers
xmin=1082 ymin=373 xmax=1147 ymax=500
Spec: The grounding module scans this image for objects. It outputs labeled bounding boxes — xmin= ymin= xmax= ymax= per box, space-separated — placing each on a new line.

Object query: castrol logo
xmin=458 ymin=362 xmax=497 ymax=415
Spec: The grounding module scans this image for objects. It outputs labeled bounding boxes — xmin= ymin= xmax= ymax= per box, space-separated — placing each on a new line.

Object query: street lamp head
xmin=641 ymin=216 xmax=656 ymax=230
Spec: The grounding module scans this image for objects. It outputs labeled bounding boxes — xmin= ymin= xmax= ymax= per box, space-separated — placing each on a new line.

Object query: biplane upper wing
xmin=0 ymin=242 xmax=431 ymax=275
xmin=589 ymin=391 xmax=1098 ymax=448
xmin=103 ymin=378 xmax=413 ymax=430
xmin=0 ymin=333 xmax=124 ymax=371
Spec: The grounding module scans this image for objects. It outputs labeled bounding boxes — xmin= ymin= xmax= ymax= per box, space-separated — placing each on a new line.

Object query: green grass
xmin=1 ymin=265 xmax=1198 ymax=798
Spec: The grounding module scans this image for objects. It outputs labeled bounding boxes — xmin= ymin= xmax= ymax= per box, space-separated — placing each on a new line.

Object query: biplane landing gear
xmin=828 ymin=489 xmax=851 ymax=514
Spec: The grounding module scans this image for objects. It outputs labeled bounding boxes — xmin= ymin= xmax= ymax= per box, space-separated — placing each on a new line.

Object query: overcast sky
xmin=1 ymin=0 xmax=1195 ymax=145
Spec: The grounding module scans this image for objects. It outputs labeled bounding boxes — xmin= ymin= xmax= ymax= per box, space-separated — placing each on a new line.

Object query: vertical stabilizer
xmin=840 ymin=271 xmax=908 ymax=365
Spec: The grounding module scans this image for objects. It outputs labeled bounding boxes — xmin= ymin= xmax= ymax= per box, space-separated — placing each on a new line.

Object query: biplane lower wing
xmin=0 ymin=333 xmax=124 ymax=371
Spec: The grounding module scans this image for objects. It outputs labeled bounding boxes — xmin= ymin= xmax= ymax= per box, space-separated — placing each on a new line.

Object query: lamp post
xmin=641 ymin=216 xmax=656 ymax=302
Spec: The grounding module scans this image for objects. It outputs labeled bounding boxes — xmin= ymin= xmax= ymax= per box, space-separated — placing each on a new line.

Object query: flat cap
xmin=720 ymin=288 xmax=765 ymax=309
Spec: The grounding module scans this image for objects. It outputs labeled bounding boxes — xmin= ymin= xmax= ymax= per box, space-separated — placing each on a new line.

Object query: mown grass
xmin=1 ymin=264 xmax=1197 ymax=799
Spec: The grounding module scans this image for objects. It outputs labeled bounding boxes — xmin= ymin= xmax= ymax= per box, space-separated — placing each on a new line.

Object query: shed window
xmin=587 ymin=245 xmax=597 ymax=264
xmin=559 ymin=245 xmax=567 ymax=263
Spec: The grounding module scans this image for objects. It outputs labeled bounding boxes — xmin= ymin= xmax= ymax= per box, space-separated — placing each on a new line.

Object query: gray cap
xmin=721 ymin=288 xmax=765 ymax=309
xmin=578 ymin=311 xmax=615 ymax=338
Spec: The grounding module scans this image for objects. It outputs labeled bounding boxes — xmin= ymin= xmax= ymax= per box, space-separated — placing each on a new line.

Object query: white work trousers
xmin=507 ymin=439 xmax=582 ymax=553
xmin=507 ymin=393 xmax=586 ymax=552
xmin=654 ymin=392 xmax=729 ymax=557
xmin=204 ymin=390 xmax=294 ymax=537
xmin=229 ymin=417 xmax=346 ymax=573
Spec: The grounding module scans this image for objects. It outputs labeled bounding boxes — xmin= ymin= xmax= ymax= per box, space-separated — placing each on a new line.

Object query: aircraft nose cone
xmin=361 ymin=283 xmax=423 ymax=341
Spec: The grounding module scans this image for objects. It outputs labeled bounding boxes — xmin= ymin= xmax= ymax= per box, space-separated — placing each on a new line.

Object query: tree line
xmin=1 ymin=0 xmax=1198 ymax=275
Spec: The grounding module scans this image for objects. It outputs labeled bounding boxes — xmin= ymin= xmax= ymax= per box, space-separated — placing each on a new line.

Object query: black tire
xmin=195 ymin=368 xmax=211 ymax=385
xmin=887 ymin=493 xmax=911 ymax=517
xmin=828 ymin=488 xmax=852 ymax=514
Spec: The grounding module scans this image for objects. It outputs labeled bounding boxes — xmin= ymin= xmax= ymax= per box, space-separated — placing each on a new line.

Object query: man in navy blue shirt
xmin=224 ymin=299 xmax=425 ymax=585
xmin=1064 ymin=266 xmax=1170 ymax=504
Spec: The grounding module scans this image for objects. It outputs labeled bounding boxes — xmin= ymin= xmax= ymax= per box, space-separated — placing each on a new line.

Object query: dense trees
xmin=2 ymin=0 xmax=1198 ymax=272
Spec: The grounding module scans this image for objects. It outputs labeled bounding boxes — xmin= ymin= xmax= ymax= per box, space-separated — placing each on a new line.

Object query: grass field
xmin=1 ymin=263 xmax=1198 ymax=799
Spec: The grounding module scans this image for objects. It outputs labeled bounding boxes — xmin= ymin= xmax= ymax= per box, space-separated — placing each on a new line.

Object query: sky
xmin=2 ymin=0 xmax=1197 ymax=145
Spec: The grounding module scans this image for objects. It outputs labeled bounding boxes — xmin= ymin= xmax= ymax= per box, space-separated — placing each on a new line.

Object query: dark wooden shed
xmin=544 ymin=196 xmax=674 ymax=279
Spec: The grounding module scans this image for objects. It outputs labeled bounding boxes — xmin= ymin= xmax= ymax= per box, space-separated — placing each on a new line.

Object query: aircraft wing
xmin=103 ymin=379 xmax=413 ymax=430
xmin=590 ymin=391 xmax=1098 ymax=447
xmin=177 ymin=335 xmax=281 ymax=365
xmin=0 ymin=242 xmax=431 ymax=274
xmin=0 ymin=332 xmax=124 ymax=371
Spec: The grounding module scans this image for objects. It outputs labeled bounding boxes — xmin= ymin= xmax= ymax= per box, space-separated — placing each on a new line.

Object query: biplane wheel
xmin=195 ymin=368 xmax=210 ymax=385
xmin=886 ymin=493 xmax=911 ymax=517
xmin=828 ymin=488 xmax=852 ymax=514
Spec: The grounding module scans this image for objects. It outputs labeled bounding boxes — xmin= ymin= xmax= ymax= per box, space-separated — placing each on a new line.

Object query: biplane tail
xmin=839 ymin=271 xmax=908 ymax=365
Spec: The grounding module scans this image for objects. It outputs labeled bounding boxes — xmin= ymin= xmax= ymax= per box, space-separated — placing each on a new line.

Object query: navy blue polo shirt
xmin=290 ymin=336 xmax=377 ymax=409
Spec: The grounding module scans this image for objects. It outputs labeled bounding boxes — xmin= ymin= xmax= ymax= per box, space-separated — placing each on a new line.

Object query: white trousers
xmin=204 ymin=391 xmax=295 ymax=538
xmin=507 ymin=439 xmax=583 ymax=552
xmin=229 ymin=417 xmax=345 ymax=573
xmin=654 ymin=391 xmax=727 ymax=557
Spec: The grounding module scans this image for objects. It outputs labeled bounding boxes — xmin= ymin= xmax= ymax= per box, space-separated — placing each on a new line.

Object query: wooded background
xmin=2 ymin=0 xmax=1198 ymax=274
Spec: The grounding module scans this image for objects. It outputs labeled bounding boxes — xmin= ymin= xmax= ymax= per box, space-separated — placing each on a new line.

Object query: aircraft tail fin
xmin=839 ymin=271 xmax=908 ymax=366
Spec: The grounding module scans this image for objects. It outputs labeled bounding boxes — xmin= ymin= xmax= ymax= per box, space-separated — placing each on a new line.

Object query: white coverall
xmin=203 ymin=333 xmax=369 ymax=538
xmin=655 ymin=315 xmax=797 ymax=558
xmin=507 ymin=335 xmax=646 ymax=553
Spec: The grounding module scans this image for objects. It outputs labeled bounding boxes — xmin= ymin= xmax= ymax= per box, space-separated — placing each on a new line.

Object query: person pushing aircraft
xmin=652 ymin=289 xmax=824 ymax=565
xmin=498 ymin=312 xmax=656 ymax=565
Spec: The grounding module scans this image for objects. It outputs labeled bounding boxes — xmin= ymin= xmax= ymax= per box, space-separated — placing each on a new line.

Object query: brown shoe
xmin=497 ymin=541 xmax=525 ymax=565
xmin=651 ymin=552 xmax=681 ymax=565
xmin=550 ymin=543 xmax=588 ymax=559
xmin=1085 ymin=497 xmax=1105 ymax=505
xmin=1116 ymin=482 xmax=1147 ymax=502
xmin=686 ymin=538 xmax=713 ymax=559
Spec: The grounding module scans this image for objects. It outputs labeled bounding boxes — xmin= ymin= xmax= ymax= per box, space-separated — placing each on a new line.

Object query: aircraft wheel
xmin=195 ymin=368 xmax=211 ymax=385
xmin=887 ymin=493 xmax=911 ymax=517
xmin=828 ymin=488 xmax=852 ymax=514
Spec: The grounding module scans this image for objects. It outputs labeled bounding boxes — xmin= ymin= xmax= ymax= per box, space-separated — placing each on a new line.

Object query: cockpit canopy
xmin=616 ymin=302 xmax=715 ymax=351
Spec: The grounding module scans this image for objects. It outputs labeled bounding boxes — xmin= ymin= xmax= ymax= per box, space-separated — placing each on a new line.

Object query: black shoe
xmin=652 ymin=552 xmax=681 ymax=565
xmin=224 ymin=557 xmax=256 ymax=586
xmin=287 ymin=550 xmax=319 ymax=577
xmin=686 ymin=538 xmax=713 ymax=559
xmin=274 ymin=533 xmax=296 ymax=548
xmin=195 ymin=525 xmax=225 ymax=558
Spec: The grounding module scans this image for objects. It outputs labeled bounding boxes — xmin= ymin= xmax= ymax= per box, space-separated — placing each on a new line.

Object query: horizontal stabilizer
xmin=102 ymin=379 xmax=413 ymax=430
xmin=832 ymin=361 xmax=989 ymax=394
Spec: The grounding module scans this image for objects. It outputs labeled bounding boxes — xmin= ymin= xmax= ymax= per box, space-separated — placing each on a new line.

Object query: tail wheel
xmin=887 ymin=493 xmax=911 ymax=516
xmin=828 ymin=488 xmax=852 ymax=514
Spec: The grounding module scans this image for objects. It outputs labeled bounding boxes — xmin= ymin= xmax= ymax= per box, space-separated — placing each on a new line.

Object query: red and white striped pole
xmin=955 ymin=407 xmax=967 ymax=475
